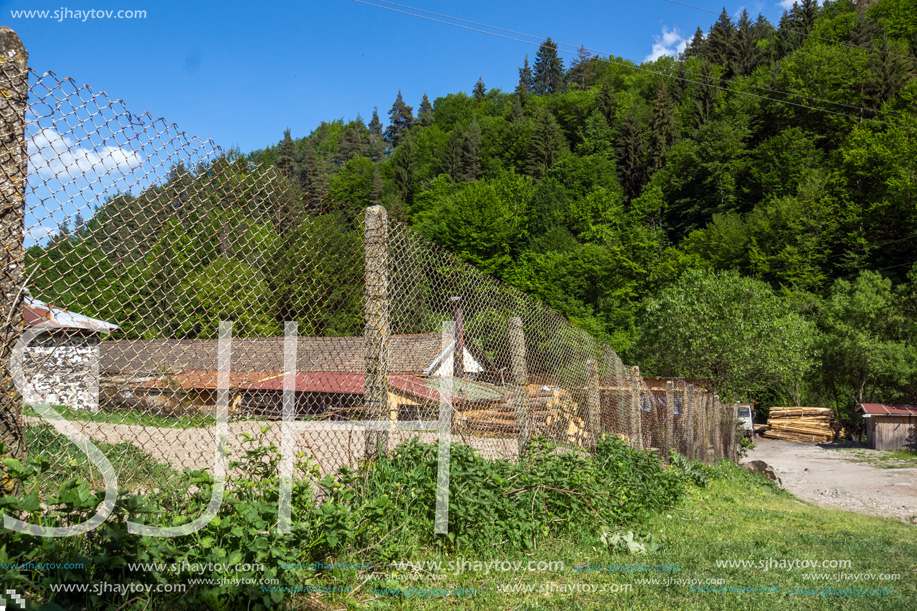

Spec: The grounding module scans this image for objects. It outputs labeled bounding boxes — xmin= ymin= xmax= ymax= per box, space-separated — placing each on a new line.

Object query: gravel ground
xmin=27 ymin=418 xmax=519 ymax=477
xmin=743 ymin=437 xmax=917 ymax=523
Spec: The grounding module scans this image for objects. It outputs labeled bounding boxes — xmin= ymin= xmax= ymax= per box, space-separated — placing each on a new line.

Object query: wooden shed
xmin=857 ymin=403 xmax=917 ymax=451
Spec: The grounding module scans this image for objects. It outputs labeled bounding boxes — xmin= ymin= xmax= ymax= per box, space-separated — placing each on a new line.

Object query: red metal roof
xmin=244 ymin=371 xmax=464 ymax=403
xmin=858 ymin=403 xmax=917 ymax=417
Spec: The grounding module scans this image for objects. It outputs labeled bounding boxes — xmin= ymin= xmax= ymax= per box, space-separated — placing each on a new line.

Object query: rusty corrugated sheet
xmin=858 ymin=403 xmax=917 ymax=417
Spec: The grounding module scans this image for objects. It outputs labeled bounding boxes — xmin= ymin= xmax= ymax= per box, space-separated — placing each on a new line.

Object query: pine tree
xmin=568 ymin=45 xmax=596 ymax=91
xmin=527 ymin=106 xmax=566 ymax=177
xmin=516 ymin=55 xmax=534 ymax=95
xmin=337 ymin=116 xmax=368 ymax=163
xmin=473 ymin=77 xmax=486 ymax=102
xmin=444 ymin=127 xmax=465 ymax=182
xmin=615 ymin=109 xmax=644 ymax=203
xmin=301 ymin=143 xmax=331 ymax=209
xmin=393 ymin=135 xmax=417 ymax=204
xmin=683 ymin=27 xmax=707 ymax=59
xmin=646 ymin=81 xmax=679 ymax=177
xmin=596 ymin=79 xmax=616 ymax=124
xmin=706 ymin=8 xmax=737 ymax=77
xmin=371 ymin=168 xmax=383 ymax=205
xmin=511 ymin=94 xmax=525 ymax=122
xmin=533 ymin=38 xmax=565 ymax=95
xmin=277 ymin=129 xmax=297 ymax=179
xmin=692 ymin=61 xmax=720 ymax=128
xmin=462 ymin=116 xmax=482 ymax=181
xmin=417 ymin=93 xmax=434 ymax=127
xmin=368 ymin=108 xmax=385 ymax=162
xmin=733 ymin=9 xmax=761 ymax=77
xmin=384 ymin=91 xmax=414 ymax=148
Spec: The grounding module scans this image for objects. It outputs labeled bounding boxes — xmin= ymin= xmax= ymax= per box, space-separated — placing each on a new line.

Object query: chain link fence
xmin=1 ymin=43 xmax=738 ymax=499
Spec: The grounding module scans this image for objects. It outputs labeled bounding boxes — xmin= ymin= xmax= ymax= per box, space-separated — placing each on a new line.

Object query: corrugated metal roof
xmin=242 ymin=370 xmax=509 ymax=404
xmin=857 ymin=403 xmax=917 ymax=417
xmin=100 ymin=334 xmax=452 ymax=376
xmin=24 ymin=297 xmax=119 ymax=333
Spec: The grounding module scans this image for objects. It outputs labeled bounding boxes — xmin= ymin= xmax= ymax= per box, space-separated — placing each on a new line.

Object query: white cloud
xmin=28 ymin=127 xmax=143 ymax=182
xmin=645 ymin=27 xmax=688 ymax=63
xmin=24 ymin=224 xmax=58 ymax=243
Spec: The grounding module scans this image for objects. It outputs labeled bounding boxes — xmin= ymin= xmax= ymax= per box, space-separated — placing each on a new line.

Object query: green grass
xmin=23 ymin=423 xmax=180 ymax=494
xmin=311 ymin=462 xmax=916 ymax=610
xmin=24 ymin=403 xmax=216 ymax=428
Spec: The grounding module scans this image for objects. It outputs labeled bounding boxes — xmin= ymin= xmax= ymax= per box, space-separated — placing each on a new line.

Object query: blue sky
xmin=5 ymin=0 xmax=798 ymax=155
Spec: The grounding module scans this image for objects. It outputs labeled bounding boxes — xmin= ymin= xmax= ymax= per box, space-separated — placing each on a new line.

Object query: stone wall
xmin=23 ymin=332 xmax=100 ymax=411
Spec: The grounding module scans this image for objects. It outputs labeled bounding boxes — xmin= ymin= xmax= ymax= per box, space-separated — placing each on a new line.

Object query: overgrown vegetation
xmin=0 ymin=434 xmax=695 ymax=610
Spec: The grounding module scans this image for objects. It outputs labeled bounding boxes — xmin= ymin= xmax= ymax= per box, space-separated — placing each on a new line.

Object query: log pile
xmin=455 ymin=385 xmax=593 ymax=446
xmin=761 ymin=407 xmax=841 ymax=443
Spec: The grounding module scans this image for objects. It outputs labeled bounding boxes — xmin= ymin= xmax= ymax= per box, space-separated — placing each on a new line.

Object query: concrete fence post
xmin=508 ymin=316 xmax=531 ymax=458
xmin=684 ymin=384 xmax=694 ymax=459
xmin=0 ymin=27 xmax=28 ymax=480
xmin=665 ymin=380 xmax=675 ymax=458
xmin=713 ymin=394 xmax=722 ymax=462
xmin=630 ymin=366 xmax=643 ymax=450
xmin=696 ymin=389 xmax=707 ymax=463
xmin=586 ymin=359 xmax=601 ymax=449
xmin=364 ymin=205 xmax=389 ymax=460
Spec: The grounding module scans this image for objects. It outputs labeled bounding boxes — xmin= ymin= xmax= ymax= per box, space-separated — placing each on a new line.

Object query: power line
xmin=372 ymin=0 xmax=584 ymax=53
xmin=352 ymin=0 xmax=917 ymax=132
xmin=663 ymin=0 xmax=917 ymax=62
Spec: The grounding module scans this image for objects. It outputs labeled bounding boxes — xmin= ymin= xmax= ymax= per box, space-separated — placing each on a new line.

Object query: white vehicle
xmin=736 ymin=404 xmax=754 ymax=437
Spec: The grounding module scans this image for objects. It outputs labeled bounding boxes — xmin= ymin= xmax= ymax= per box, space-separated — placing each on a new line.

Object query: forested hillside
xmin=29 ymin=0 xmax=917 ymax=422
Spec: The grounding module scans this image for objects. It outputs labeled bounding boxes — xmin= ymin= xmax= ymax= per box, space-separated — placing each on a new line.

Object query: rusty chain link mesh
xmin=17 ymin=69 xmax=737 ymax=498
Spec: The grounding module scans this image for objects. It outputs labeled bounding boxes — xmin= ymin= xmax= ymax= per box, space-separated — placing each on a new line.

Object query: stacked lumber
xmin=455 ymin=386 xmax=594 ymax=446
xmin=761 ymin=407 xmax=838 ymax=443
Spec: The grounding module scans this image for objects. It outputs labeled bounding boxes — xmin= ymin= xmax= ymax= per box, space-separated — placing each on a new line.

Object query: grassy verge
xmin=830 ymin=448 xmax=917 ymax=469
xmin=24 ymin=422 xmax=180 ymax=493
xmin=312 ymin=462 xmax=916 ymax=610
xmin=24 ymin=403 xmax=216 ymax=428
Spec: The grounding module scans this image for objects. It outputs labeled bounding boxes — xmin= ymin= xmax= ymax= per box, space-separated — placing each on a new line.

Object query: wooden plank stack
xmin=761 ymin=407 xmax=839 ymax=442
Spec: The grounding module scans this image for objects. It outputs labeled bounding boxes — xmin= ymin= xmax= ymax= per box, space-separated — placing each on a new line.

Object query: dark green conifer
xmin=473 ymin=77 xmax=486 ymax=102
xmin=533 ymin=38 xmax=565 ymax=95
xmin=384 ymin=91 xmax=414 ymax=148
xmin=417 ymin=93 xmax=434 ymax=127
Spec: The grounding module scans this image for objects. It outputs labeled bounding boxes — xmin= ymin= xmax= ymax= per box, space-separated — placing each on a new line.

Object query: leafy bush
xmin=1 ymin=433 xmax=695 ymax=609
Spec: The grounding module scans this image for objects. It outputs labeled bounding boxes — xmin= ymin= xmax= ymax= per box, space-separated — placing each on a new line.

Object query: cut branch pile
xmin=761 ymin=407 xmax=842 ymax=443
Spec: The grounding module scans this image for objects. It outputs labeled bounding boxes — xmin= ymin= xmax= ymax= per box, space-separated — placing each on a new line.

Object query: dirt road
xmin=744 ymin=437 xmax=917 ymax=523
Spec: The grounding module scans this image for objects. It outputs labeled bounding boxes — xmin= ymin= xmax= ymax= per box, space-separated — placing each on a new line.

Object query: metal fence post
xmin=630 ymin=366 xmax=643 ymax=450
xmin=732 ymin=402 xmax=739 ymax=462
xmin=508 ymin=316 xmax=531 ymax=459
xmin=0 ymin=28 xmax=28 ymax=477
xmin=665 ymin=380 xmax=674 ymax=459
xmin=364 ymin=205 xmax=389 ymax=460
xmin=586 ymin=359 xmax=601 ymax=449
